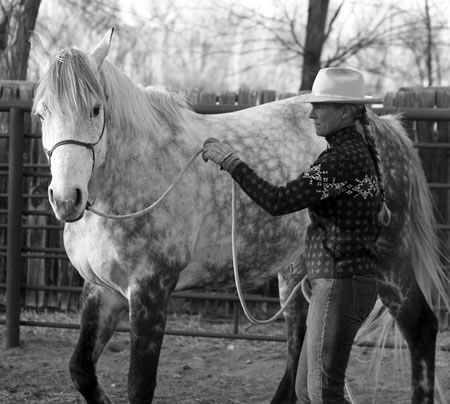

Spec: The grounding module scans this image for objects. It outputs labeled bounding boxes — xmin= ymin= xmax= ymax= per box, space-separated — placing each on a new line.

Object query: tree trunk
xmin=299 ymin=0 xmax=329 ymax=91
xmin=0 ymin=1 xmax=41 ymax=294
xmin=0 ymin=0 xmax=41 ymax=80
xmin=424 ymin=0 xmax=433 ymax=86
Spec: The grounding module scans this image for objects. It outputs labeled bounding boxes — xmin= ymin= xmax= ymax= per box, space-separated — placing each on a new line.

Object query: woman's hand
xmin=202 ymin=137 xmax=241 ymax=172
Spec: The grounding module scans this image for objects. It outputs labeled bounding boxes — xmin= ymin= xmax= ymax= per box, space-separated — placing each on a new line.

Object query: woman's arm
xmin=203 ymin=137 xmax=350 ymax=216
xmin=231 ymin=161 xmax=329 ymax=215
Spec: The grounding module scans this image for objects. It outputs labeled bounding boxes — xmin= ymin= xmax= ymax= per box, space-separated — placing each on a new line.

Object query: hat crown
xmin=297 ymin=67 xmax=382 ymax=104
xmin=311 ymin=67 xmax=365 ymax=99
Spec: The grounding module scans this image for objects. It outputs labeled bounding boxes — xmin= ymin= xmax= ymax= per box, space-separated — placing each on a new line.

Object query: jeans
xmin=295 ymin=276 xmax=378 ymax=404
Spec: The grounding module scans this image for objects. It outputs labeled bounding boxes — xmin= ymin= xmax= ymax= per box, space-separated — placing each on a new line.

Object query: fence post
xmin=233 ymin=301 xmax=239 ymax=334
xmin=5 ymin=107 xmax=25 ymax=348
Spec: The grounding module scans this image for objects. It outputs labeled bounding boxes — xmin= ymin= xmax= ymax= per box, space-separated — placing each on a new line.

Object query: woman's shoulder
xmin=316 ymin=142 xmax=374 ymax=181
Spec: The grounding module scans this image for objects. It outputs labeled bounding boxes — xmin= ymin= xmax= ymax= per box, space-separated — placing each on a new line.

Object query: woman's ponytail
xmin=356 ymin=106 xmax=391 ymax=226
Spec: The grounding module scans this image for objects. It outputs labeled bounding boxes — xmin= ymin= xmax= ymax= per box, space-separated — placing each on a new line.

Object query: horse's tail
xmin=355 ymin=300 xmax=410 ymax=402
xmin=408 ymin=138 xmax=450 ymax=312
xmin=389 ymin=115 xmax=450 ymax=401
xmin=406 ymin=118 xmax=446 ymax=311
xmin=373 ymin=113 xmax=449 ymax=312
xmin=356 ymin=113 xmax=449 ymax=400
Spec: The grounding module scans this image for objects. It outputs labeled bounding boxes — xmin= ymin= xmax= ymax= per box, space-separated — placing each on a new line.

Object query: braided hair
xmin=350 ymin=105 xmax=391 ymax=226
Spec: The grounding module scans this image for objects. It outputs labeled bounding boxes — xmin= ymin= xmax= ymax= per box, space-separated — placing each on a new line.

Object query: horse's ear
xmin=29 ymin=31 xmax=51 ymax=68
xmin=90 ymin=27 xmax=114 ymax=70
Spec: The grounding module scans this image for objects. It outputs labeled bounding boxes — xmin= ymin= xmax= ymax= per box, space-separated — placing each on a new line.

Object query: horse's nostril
xmin=48 ymin=187 xmax=54 ymax=204
xmin=48 ymin=186 xmax=84 ymax=211
xmin=75 ymin=188 xmax=83 ymax=208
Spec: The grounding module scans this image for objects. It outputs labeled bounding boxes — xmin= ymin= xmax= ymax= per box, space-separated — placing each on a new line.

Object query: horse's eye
xmin=37 ymin=113 xmax=45 ymax=121
xmin=91 ymin=105 xmax=101 ymax=118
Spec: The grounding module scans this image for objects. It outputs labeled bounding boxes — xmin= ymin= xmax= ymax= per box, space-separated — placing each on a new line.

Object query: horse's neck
xmin=89 ymin=98 xmax=322 ymax=210
xmin=90 ymin=117 xmax=202 ymax=209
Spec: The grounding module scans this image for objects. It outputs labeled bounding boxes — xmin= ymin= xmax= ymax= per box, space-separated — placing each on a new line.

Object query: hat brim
xmin=296 ymin=94 xmax=383 ymax=104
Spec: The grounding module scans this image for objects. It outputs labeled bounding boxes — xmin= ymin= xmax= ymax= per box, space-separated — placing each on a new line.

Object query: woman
xmin=202 ymin=67 xmax=390 ymax=403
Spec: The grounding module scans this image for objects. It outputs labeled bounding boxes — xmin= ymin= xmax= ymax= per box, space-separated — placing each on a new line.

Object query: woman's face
xmin=308 ymin=103 xmax=345 ymax=137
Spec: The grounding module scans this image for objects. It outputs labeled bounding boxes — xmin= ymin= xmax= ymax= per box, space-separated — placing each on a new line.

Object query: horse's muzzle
xmin=49 ymin=187 xmax=86 ymax=223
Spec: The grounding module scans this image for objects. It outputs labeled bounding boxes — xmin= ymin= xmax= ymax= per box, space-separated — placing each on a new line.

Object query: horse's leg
xmin=127 ymin=274 xmax=175 ymax=404
xmin=379 ymin=279 xmax=438 ymax=404
xmin=271 ymin=256 xmax=308 ymax=404
xmin=69 ymin=282 xmax=127 ymax=404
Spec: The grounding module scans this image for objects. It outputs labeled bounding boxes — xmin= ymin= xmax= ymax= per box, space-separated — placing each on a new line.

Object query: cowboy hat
xmin=298 ymin=67 xmax=382 ymax=104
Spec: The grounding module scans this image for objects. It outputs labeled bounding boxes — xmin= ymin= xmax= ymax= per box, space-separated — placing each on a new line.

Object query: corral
xmin=1 ymin=81 xmax=450 ymax=403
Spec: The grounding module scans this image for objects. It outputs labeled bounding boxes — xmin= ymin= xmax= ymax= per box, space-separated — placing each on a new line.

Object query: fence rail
xmin=1 ymin=84 xmax=450 ymax=346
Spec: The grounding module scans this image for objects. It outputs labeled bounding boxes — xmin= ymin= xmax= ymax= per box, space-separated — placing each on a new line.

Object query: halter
xmin=44 ymin=117 xmax=106 ymax=171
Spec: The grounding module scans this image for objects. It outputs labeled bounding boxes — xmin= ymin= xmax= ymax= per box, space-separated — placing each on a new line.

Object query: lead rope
xmin=87 ymin=148 xmax=302 ymax=323
xmin=88 ymin=148 xmax=356 ymax=402
xmin=86 ymin=149 xmax=203 ymax=219
xmin=231 ymin=179 xmax=303 ymax=325
xmin=234 ymin=185 xmax=356 ymax=402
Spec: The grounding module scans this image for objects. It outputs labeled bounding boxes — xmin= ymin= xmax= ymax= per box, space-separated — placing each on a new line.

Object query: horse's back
xmin=180 ymin=103 xmax=434 ymax=298
xmin=177 ymin=98 xmax=322 ymax=290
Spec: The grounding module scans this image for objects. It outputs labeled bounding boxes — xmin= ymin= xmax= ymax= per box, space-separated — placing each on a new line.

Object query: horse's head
xmin=31 ymin=29 xmax=114 ymax=222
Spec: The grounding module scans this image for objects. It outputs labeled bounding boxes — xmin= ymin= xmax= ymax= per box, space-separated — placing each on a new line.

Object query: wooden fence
xmin=385 ymin=87 xmax=450 ymax=247
xmin=0 ymin=81 xmax=449 ymax=323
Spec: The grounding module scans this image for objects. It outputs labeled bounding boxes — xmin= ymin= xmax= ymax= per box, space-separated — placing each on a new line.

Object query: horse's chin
xmin=63 ymin=211 xmax=85 ymax=223
xmin=52 ymin=206 xmax=85 ymax=223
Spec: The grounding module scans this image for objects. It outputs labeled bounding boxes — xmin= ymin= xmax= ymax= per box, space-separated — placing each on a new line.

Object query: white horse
xmin=31 ymin=29 xmax=448 ymax=404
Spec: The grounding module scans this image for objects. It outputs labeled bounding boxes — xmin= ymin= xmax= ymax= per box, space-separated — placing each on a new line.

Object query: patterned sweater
xmin=231 ymin=125 xmax=381 ymax=279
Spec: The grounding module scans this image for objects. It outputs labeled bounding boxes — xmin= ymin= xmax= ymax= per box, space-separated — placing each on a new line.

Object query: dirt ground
xmin=1 ymin=312 xmax=450 ymax=404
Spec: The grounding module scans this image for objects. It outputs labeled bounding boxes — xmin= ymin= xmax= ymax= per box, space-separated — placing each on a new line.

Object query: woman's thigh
xmin=296 ymin=276 xmax=377 ymax=403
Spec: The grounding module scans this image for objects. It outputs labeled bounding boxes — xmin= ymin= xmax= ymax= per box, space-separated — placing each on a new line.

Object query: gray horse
xmin=31 ymin=29 xmax=448 ymax=403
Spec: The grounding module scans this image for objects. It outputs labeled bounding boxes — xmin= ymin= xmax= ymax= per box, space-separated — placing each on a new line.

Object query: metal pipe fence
xmin=4 ymin=107 xmax=25 ymax=348
xmin=1 ymin=99 xmax=450 ymax=346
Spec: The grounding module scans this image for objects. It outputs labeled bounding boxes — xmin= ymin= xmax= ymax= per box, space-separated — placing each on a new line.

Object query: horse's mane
xmin=33 ymin=48 xmax=190 ymax=144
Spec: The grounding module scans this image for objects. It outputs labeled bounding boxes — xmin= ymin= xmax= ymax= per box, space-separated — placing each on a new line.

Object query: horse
xmin=31 ymin=29 xmax=448 ymax=404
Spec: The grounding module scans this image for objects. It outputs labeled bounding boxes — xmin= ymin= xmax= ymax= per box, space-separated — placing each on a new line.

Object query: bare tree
xmin=26 ymin=0 xmax=450 ymax=93
xmin=424 ymin=0 xmax=433 ymax=86
xmin=213 ymin=0 xmax=409 ymax=91
xmin=300 ymin=0 xmax=333 ymax=91
xmin=378 ymin=0 xmax=449 ymax=87
xmin=0 ymin=0 xmax=40 ymax=80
